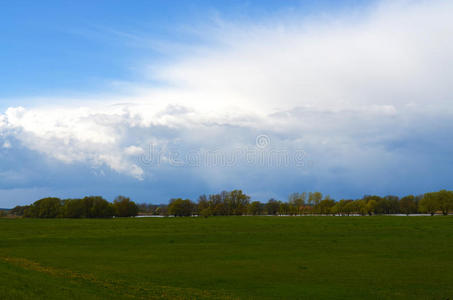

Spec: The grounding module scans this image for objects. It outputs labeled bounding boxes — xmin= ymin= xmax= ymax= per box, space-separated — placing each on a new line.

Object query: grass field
xmin=0 ymin=217 xmax=452 ymax=299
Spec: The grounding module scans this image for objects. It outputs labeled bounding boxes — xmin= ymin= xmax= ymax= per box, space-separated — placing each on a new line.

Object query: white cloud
xmin=162 ymin=0 xmax=451 ymax=112
xmin=1 ymin=106 xmax=145 ymax=179
xmin=0 ymin=0 xmax=452 ymax=188
xmin=124 ymin=145 xmax=145 ymax=156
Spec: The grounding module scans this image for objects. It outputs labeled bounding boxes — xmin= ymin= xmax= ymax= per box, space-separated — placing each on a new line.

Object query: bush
xmin=199 ymin=208 xmax=212 ymax=218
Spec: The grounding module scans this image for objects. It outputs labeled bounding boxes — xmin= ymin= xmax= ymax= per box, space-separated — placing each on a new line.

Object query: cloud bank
xmin=1 ymin=0 xmax=453 ymax=204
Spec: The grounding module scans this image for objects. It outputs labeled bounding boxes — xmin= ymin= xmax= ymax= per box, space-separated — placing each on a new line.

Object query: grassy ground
xmin=0 ymin=216 xmax=452 ymax=299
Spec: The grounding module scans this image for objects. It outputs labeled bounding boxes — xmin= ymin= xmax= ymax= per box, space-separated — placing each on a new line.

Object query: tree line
xmin=11 ymin=196 xmax=138 ymax=218
xmin=139 ymin=189 xmax=453 ymax=217
xmin=8 ymin=189 xmax=453 ymax=218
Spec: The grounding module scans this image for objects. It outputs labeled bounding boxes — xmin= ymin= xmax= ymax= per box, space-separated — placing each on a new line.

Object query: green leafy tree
xmin=309 ymin=192 xmax=323 ymax=214
xmin=86 ymin=196 xmax=114 ymax=218
xmin=375 ymin=198 xmax=391 ymax=214
xmin=113 ymin=196 xmax=138 ymax=217
xmin=168 ymin=198 xmax=194 ymax=217
xmin=197 ymin=195 xmax=209 ymax=216
xmin=266 ymin=199 xmax=280 ymax=215
xmin=208 ymin=194 xmax=224 ymax=216
xmin=28 ymin=198 xmax=62 ymax=218
xmin=199 ymin=208 xmax=212 ymax=218
xmin=279 ymin=202 xmax=290 ymax=215
xmin=437 ymin=190 xmax=453 ymax=215
xmin=247 ymin=201 xmax=262 ymax=215
xmin=366 ymin=200 xmax=377 ymax=216
xmin=11 ymin=205 xmax=30 ymax=217
xmin=288 ymin=192 xmax=306 ymax=215
xmin=319 ymin=197 xmax=336 ymax=215
xmin=419 ymin=193 xmax=439 ymax=215
xmin=343 ymin=200 xmax=357 ymax=216
xmin=332 ymin=199 xmax=349 ymax=216
xmin=228 ymin=190 xmax=251 ymax=215
xmin=400 ymin=195 xmax=417 ymax=216
xmin=386 ymin=196 xmax=400 ymax=214
xmin=62 ymin=199 xmax=85 ymax=218
xmin=356 ymin=200 xmax=368 ymax=216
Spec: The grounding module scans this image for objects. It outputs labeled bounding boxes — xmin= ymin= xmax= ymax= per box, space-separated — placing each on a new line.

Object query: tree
xmin=356 ymin=200 xmax=368 ymax=216
xmin=344 ymin=200 xmax=357 ymax=216
xmin=86 ymin=196 xmax=114 ymax=218
xmin=137 ymin=203 xmax=155 ymax=214
xmin=319 ymin=197 xmax=336 ymax=215
xmin=247 ymin=201 xmax=262 ymax=215
xmin=309 ymin=192 xmax=323 ymax=214
xmin=168 ymin=198 xmax=194 ymax=217
xmin=199 ymin=208 xmax=212 ymax=218
xmin=113 ymin=196 xmax=138 ymax=217
xmin=375 ymin=198 xmax=391 ymax=215
xmin=220 ymin=191 xmax=232 ymax=215
xmin=11 ymin=205 xmax=30 ymax=217
xmin=214 ymin=202 xmax=226 ymax=216
xmin=155 ymin=205 xmax=169 ymax=216
xmin=266 ymin=199 xmax=280 ymax=215
xmin=61 ymin=197 xmax=113 ymax=218
xmin=437 ymin=190 xmax=453 ymax=215
xmin=62 ymin=199 xmax=85 ymax=218
xmin=400 ymin=195 xmax=417 ymax=216
xmin=385 ymin=196 xmax=400 ymax=214
xmin=287 ymin=202 xmax=298 ymax=216
xmin=208 ymin=194 xmax=224 ymax=216
xmin=288 ymin=192 xmax=306 ymax=215
xmin=28 ymin=198 xmax=62 ymax=218
xmin=332 ymin=199 xmax=349 ymax=216
xmin=197 ymin=195 xmax=209 ymax=215
xmin=228 ymin=190 xmax=250 ymax=215
xmin=419 ymin=193 xmax=439 ymax=216
xmin=279 ymin=202 xmax=290 ymax=215
xmin=366 ymin=200 xmax=377 ymax=216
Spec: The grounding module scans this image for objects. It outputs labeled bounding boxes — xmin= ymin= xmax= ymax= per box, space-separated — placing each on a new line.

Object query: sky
xmin=1 ymin=0 xmax=453 ymax=207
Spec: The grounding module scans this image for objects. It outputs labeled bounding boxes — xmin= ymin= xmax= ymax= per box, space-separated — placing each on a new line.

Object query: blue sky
xmin=0 ymin=0 xmax=371 ymax=101
xmin=1 ymin=0 xmax=453 ymax=207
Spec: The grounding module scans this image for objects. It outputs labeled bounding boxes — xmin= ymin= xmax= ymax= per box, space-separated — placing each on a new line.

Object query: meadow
xmin=0 ymin=216 xmax=452 ymax=299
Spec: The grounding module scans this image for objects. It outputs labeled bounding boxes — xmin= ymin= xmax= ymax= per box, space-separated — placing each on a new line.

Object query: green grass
xmin=0 ymin=217 xmax=452 ymax=299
